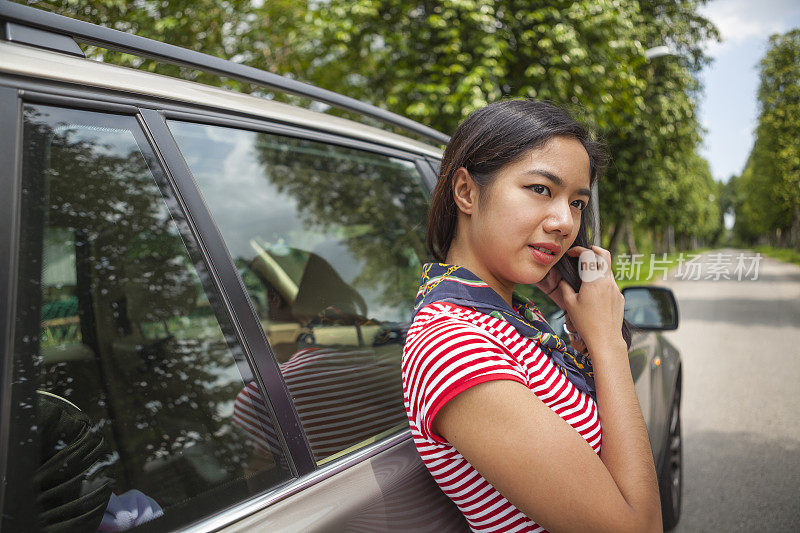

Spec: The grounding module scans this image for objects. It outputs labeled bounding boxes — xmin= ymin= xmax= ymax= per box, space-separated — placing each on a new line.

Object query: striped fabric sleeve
xmin=404 ymin=315 xmax=528 ymax=445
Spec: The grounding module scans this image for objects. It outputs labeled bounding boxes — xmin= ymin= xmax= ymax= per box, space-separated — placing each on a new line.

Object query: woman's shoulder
xmin=405 ymin=301 xmax=518 ymax=356
xmin=409 ymin=301 xmax=492 ymax=334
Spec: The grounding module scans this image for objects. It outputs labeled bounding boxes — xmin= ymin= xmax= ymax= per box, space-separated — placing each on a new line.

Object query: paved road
xmin=655 ymin=249 xmax=800 ymax=532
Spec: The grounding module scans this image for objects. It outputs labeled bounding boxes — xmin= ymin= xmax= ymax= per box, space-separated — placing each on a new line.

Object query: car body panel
xmin=654 ymin=335 xmax=682 ymax=468
xmin=629 ymin=333 xmax=656 ymax=445
xmin=213 ymin=438 xmax=468 ymax=533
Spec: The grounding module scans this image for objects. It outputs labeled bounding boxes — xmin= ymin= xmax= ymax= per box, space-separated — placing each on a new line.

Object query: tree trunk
xmin=780 ymin=227 xmax=790 ymax=248
xmin=792 ymin=205 xmax=800 ymax=252
xmin=608 ymin=221 xmax=623 ymax=257
xmin=653 ymin=227 xmax=663 ymax=255
xmin=666 ymin=224 xmax=675 ymax=254
xmin=667 ymin=224 xmax=675 ymax=253
xmin=624 ymin=215 xmax=638 ymax=255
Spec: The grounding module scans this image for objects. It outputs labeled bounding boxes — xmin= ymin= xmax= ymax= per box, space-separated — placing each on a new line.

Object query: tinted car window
xmin=3 ymin=105 xmax=292 ymax=532
xmin=168 ymin=122 xmax=429 ymax=464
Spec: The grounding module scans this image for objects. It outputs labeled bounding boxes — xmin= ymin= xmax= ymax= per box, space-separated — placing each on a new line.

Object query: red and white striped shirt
xmin=402 ymin=302 xmax=602 ymax=533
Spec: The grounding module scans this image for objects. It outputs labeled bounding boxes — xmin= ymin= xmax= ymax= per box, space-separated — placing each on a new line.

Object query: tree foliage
xmin=304 ymin=0 xmax=645 ymax=134
xmin=17 ymin=0 xmax=723 ymax=253
xmin=734 ymin=29 xmax=800 ymax=250
xmin=601 ymin=0 xmax=720 ymax=253
xmin=18 ymin=0 xmax=310 ymax=93
xmin=304 ymin=0 xmax=720 ymax=253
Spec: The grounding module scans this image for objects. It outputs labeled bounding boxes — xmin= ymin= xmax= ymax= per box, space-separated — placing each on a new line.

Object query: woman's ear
xmin=452 ymin=167 xmax=478 ymax=215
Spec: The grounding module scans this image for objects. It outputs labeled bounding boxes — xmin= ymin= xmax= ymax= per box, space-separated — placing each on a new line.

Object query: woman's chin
xmin=516 ymin=265 xmax=550 ymax=285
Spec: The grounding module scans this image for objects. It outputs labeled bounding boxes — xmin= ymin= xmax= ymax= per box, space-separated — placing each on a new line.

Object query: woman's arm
xmin=433 ymin=246 xmax=661 ymax=533
xmin=433 ymin=346 xmax=661 ymax=533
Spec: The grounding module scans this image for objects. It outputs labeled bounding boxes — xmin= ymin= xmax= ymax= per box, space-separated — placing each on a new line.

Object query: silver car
xmin=0 ymin=2 xmax=682 ymax=532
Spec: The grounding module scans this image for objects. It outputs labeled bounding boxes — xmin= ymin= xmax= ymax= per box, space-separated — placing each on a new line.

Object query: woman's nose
xmin=542 ymin=201 xmax=574 ymax=236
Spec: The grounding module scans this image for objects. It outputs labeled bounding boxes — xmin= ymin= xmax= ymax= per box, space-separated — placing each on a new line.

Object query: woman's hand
xmin=557 ymin=245 xmax=626 ymax=356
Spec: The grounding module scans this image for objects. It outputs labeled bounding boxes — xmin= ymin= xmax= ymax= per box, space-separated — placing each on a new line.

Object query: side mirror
xmin=621 ymin=286 xmax=679 ymax=331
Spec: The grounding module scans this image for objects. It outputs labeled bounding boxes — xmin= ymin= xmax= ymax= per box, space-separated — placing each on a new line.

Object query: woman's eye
xmin=572 ymin=200 xmax=587 ymax=211
xmin=526 ymin=184 xmax=550 ymax=196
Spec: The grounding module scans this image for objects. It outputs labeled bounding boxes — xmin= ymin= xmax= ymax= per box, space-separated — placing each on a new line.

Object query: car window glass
xmin=3 ymin=105 xmax=293 ymax=533
xmin=168 ymin=121 xmax=429 ymax=464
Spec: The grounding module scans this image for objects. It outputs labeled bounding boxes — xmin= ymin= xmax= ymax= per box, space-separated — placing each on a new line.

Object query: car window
xmin=3 ymin=104 xmax=293 ymax=533
xmin=168 ymin=121 xmax=429 ymax=464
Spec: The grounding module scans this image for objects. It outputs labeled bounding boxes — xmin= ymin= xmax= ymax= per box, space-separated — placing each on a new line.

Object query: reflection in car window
xmin=169 ymin=122 xmax=429 ymax=463
xmin=3 ymin=105 xmax=292 ymax=533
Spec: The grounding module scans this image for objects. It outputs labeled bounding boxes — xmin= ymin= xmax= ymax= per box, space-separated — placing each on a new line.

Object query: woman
xmin=401 ymin=99 xmax=662 ymax=533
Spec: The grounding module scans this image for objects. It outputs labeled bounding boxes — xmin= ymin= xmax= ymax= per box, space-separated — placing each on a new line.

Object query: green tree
xmin=601 ymin=0 xmax=719 ymax=256
xmin=18 ymin=0 xmax=721 ymax=255
xmin=735 ymin=29 xmax=800 ymax=250
xmin=305 ymin=0 xmax=645 ymax=135
xmin=305 ymin=0 xmax=719 ymax=255
xmin=16 ymin=0 xmax=310 ymax=93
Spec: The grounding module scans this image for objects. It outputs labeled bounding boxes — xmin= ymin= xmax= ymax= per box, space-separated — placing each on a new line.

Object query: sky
xmin=698 ymin=0 xmax=800 ymax=183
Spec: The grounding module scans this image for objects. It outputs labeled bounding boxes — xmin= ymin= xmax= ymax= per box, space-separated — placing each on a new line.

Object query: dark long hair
xmin=427 ymin=99 xmax=632 ymax=348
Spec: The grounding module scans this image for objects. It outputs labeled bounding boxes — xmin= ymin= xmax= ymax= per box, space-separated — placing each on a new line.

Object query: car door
xmin=0 ymin=83 xmax=467 ymax=531
xmin=627 ymin=330 xmax=660 ymax=451
xmin=150 ymin=112 xmax=468 ymax=531
xmin=0 ymin=95 xmax=304 ymax=532
xmin=624 ymin=288 xmax=678 ymax=467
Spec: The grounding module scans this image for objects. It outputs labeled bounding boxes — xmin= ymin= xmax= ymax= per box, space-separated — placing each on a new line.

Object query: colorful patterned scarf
xmin=411 ymin=262 xmax=596 ymax=402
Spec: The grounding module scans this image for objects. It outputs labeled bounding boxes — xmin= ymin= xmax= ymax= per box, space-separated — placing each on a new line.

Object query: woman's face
xmin=467 ymin=135 xmax=592 ymax=287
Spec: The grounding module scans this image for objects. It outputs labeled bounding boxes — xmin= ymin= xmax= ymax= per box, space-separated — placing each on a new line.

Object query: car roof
xmin=0 ymin=40 xmax=444 ymax=159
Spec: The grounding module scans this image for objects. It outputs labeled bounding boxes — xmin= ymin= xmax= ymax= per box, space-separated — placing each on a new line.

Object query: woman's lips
xmin=529 ymin=245 xmax=557 ymax=265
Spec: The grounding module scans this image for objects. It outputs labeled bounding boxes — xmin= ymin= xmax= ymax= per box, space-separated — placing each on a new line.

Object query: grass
xmin=752 ymin=245 xmax=800 ymax=267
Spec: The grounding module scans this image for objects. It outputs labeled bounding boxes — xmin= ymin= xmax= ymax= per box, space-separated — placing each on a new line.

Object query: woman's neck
xmin=444 ymin=248 xmax=516 ymax=308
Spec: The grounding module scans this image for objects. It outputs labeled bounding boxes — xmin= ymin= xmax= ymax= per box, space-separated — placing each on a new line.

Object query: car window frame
xmin=153 ymin=109 xmax=434 ymax=428
xmin=0 ymin=74 xmax=443 ymax=530
xmin=0 ymin=86 xmax=305 ymax=528
xmin=0 ymin=84 xmax=22 ymax=523
xmin=155 ymin=110 xmax=444 ymax=530
xmin=139 ymin=108 xmax=317 ymax=476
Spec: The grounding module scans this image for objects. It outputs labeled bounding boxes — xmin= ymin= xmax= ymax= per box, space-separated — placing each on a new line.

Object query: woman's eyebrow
xmin=523 ymin=169 xmax=591 ymax=197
